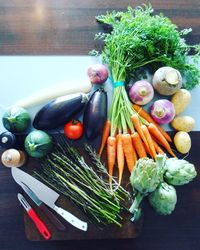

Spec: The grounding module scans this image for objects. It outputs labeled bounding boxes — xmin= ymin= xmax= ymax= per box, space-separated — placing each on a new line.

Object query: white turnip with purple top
xmin=129 ymin=80 xmax=154 ymax=105
xmin=150 ymin=99 xmax=175 ymax=124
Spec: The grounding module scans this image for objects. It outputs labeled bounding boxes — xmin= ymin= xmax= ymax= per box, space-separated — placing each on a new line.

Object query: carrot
xmin=142 ymin=142 xmax=154 ymax=158
xmin=152 ymin=138 xmax=165 ymax=155
xmin=116 ymin=134 xmax=125 ymax=186
xmin=131 ymin=132 xmax=147 ymax=158
xmin=131 ymin=114 xmax=149 ymax=150
xmin=132 ymin=104 xmax=172 ymax=142
xmin=99 ymin=120 xmax=111 ymax=156
xmin=107 ymin=136 xmax=117 ymax=187
xmin=141 ymin=125 xmax=156 ymax=159
xmin=122 ymin=134 xmax=137 ymax=173
xmin=148 ymin=123 xmax=176 ymax=157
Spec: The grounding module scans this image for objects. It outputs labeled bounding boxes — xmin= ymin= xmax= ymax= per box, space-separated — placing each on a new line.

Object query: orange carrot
xmin=148 ymin=123 xmax=176 ymax=157
xmin=132 ymin=104 xmax=172 ymax=142
xmin=141 ymin=125 xmax=156 ymax=159
xmin=152 ymin=138 xmax=165 ymax=155
xmin=131 ymin=132 xmax=147 ymax=158
xmin=143 ymin=142 xmax=154 ymax=158
xmin=116 ymin=134 xmax=125 ymax=186
xmin=107 ymin=136 xmax=117 ymax=187
xmin=99 ymin=120 xmax=111 ymax=156
xmin=131 ymin=114 xmax=149 ymax=150
xmin=122 ymin=134 xmax=137 ymax=173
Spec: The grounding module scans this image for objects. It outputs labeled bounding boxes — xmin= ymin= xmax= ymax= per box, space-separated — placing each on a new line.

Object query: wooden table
xmin=0 ymin=1 xmax=200 ymax=249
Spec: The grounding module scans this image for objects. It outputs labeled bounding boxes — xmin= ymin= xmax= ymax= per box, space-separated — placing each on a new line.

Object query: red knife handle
xmin=28 ymin=208 xmax=51 ymax=240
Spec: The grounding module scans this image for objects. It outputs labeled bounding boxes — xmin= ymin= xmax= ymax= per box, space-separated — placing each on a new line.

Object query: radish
xmin=87 ymin=64 xmax=108 ymax=84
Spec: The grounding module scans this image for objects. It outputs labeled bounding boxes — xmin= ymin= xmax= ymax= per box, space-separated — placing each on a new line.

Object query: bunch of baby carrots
xmin=99 ymin=104 xmax=175 ymax=186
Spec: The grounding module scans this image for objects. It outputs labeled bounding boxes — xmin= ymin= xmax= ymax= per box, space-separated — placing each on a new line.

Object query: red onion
xmin=87 ymin=64 xmax=108 ymax=85
xmin=150 ymin=99 xmax=175 ymax=124
xmin=129 ymin=80 xmax=154 ymax=105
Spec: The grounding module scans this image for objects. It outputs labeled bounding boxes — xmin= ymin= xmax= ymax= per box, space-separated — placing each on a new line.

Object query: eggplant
xmin=33 ymin=93 xmax=88 ymax=130
xmin=0 ymin=131 xmax=16 ymax=149
xmin=83 ymin=89 xmax=107 ymax=140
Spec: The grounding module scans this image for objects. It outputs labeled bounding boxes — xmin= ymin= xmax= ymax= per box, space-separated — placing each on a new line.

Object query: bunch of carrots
xmin=99 ymin=104 xmax=176 ymax=186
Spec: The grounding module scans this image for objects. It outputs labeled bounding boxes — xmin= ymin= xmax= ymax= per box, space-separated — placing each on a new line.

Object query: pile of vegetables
xmin=34 ymin=139 xmax=130 ymax=227
xmin=99 ymin=101 xmax=176 ymax=186
xmin=129 ymin=154 xmax=197 ymax=220
xmin=90 ymin=4 xmax=200 ymax=185
xmin=0 ymin=4 xmax=199 ymax=232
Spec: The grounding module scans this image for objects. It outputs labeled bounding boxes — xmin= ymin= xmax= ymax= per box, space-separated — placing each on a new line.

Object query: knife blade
xmin=18 ymin=193 xmax=51 ymax=240
xmin=11 ymin=167 xmax=88 ymax=231
xmin=21 ymin=182 xmax=66 ymax=231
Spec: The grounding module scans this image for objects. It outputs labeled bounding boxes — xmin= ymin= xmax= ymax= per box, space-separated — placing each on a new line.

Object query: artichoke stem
xmin=129 ymin=192 xmax=144 ymax=214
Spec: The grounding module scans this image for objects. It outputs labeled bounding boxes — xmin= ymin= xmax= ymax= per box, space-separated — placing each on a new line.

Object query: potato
xmin=171 ymin=116 xmax=195 ymax=132
xmin=174 ymin=131 xmax=191 ymax=154
xmin=171 ymin=89 xmax=191 ymax=115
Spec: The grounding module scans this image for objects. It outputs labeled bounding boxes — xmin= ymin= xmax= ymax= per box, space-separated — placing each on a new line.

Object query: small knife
xmin=18 ymin=193 xmax=51 ymax=240
xmin=21 ymin=182 xmax=66 ymax=231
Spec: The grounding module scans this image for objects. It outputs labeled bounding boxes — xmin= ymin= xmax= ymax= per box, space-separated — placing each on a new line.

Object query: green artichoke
xmin=130 ymin=156 xmax=163 ymax=195
xmin=129 ymin=154 xmax=166 ymax=220
xmin=148 ymin=182 xmax=177 ymax=215
xmin=164 ymin=158 xmax=197 ymax=186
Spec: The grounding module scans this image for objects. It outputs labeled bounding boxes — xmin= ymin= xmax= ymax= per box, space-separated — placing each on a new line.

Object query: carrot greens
xmin=94 ymin=4 xmax=200 ymax=90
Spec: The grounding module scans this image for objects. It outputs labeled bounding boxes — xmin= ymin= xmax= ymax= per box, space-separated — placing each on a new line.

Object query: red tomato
xmin=64 ymin=120 xmax=83 ymax=140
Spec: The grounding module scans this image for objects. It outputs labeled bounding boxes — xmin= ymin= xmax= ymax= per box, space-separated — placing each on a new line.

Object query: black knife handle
xmin=39 ymin=203 xmax=66 ymax=231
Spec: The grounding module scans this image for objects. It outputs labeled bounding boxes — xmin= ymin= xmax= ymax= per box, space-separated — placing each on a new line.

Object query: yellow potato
xmin=174 ymin=131 xmax=191 ymax=154
xmin=171 ymin=116 xmax=195 ymax=132
xmin=171 ymin=89 xmax=191 ymax=115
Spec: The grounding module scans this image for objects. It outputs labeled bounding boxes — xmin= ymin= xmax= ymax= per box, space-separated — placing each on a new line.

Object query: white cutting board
xmin=0 ymin=56 xmax=199 ymax=132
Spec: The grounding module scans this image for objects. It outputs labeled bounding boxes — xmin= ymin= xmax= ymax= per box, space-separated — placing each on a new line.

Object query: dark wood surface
xmin=0 ymin=0 xmax=200 ymax=249
xmin=0 ymin=0 xmax=199 ymax=55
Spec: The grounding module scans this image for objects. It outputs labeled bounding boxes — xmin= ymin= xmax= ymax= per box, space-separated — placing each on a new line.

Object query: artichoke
xmin=148 ymin=182 xmax=177 ymax=215
xmin=164 ymin=158 xmax=197 ymax=186
xmin=130 ymin=155 xmax=165 ymax=195
xmin=129 ymin=154 xmax=166 ymax=220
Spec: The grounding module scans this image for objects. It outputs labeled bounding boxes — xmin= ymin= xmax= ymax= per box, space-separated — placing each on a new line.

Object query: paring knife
xmin=11 ymin=167 xmax=88 ymax=231
xmin=18 ymin=193 xmax=51 ymax=240
xmin=21 ymin=182 xmax=66 ymax=231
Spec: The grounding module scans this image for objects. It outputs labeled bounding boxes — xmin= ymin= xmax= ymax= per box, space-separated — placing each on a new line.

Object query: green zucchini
xmin=24 ymin=130 xmax=53 ymax=158
xmin=2 ymin=106 xmax=31 ymax=133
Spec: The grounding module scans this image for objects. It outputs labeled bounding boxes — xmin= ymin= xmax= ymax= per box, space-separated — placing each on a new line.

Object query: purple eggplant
xmin=33 ymin=93 xmax=88 ymax=130
xmin=83 ymin=89 xmax=107 ymax=140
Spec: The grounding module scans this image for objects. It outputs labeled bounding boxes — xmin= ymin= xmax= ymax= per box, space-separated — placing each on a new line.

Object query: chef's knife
xmin=11 ymin=167 xmax=88 ymax=231
xmin=18 ymin=193 xmax=51 ymax=240
xmin=21 ymin=182 xmax=66 ymax=231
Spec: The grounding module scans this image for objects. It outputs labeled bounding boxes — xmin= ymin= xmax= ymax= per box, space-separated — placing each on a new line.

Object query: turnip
xmin=129 ymin=80 xmax=154 ymax=105
xmin=87 ymin=64 xmax=108 ymax=84
xmin=150 ymin=99 xmax=175 ymax=124
xmin=152 ymin=67 xmax=182 ymax=96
